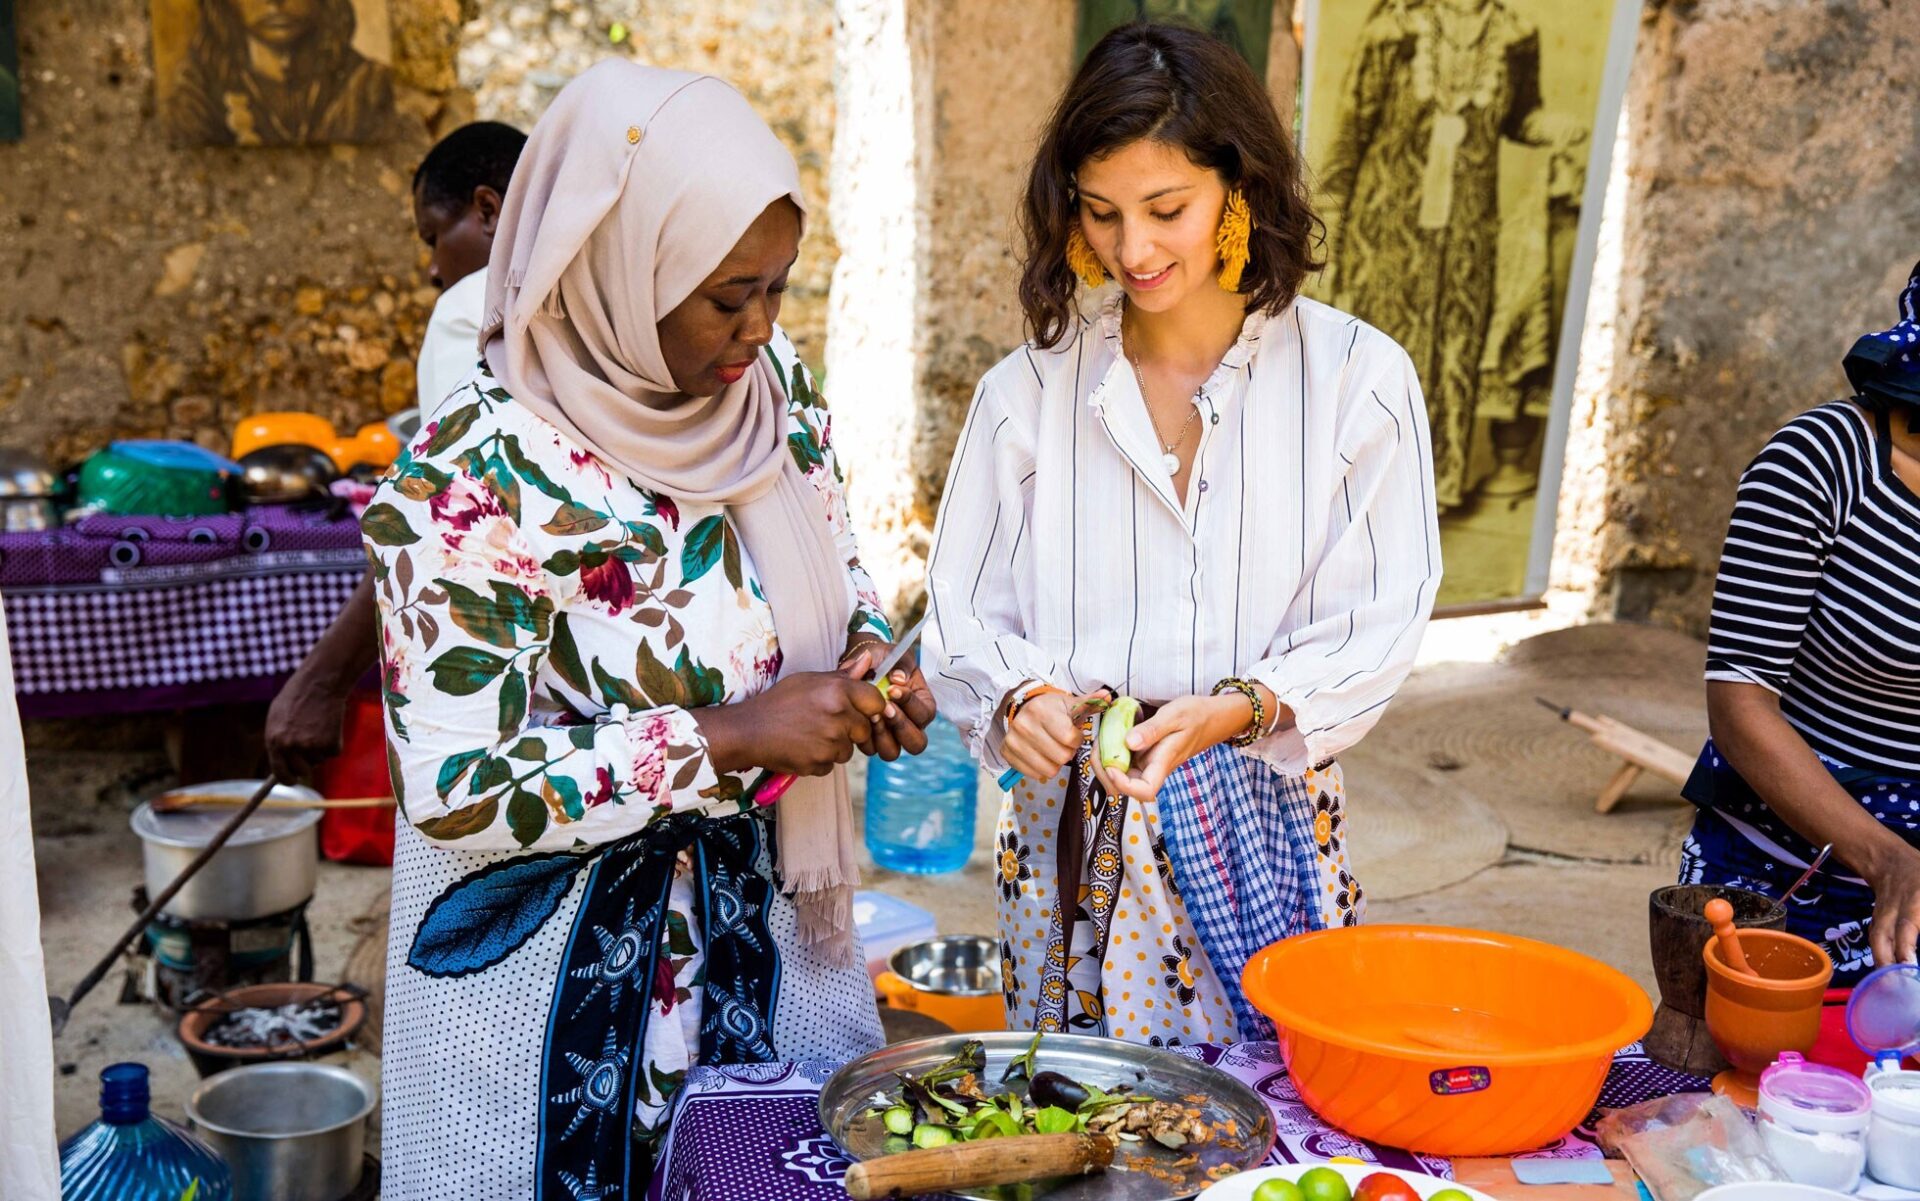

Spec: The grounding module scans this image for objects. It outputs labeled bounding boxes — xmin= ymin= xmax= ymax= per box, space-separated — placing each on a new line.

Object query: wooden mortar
xmin=1645 ymin=884 xmax=1785 ymax=1075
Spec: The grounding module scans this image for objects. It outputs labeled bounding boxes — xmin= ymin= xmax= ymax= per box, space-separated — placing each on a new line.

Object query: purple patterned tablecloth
xmin=647 ymin=1041 xmax=1709 ymax=1201
xmin=0 ymin=505 xmax=365 ymax=717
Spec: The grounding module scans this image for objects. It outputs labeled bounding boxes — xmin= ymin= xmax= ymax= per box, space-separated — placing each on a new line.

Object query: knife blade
xmin=867 ymin=611 xmax=932 ymax=682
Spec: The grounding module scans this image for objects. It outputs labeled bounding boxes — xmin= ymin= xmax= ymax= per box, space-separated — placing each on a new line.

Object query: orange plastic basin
xmin=1243 ymin=925 xmax=1653 ymax=1156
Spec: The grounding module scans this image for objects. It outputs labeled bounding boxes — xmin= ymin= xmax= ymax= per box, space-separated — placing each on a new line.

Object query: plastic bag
xmin=1597 ymin=1094 xmax=1784 ymax=1201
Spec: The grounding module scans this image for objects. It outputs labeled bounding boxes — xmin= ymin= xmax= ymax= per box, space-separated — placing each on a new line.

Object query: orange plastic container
xmin=1243 ymin=925 xmax=1653 ymax=1156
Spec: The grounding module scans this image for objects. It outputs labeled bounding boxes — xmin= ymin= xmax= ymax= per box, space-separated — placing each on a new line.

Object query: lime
xmin=1255 ymin=1180 xmax=1308 ymax=1201
xmin=1299 ymin=1167 xmax=1354 ymax=1201
xmin=1430 ymin=1191 xmax=1474 ymax=1201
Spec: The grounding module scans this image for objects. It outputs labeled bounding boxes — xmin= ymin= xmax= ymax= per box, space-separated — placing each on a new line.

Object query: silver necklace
xmin=1130 ymin=355 xmax=1199 ymax=475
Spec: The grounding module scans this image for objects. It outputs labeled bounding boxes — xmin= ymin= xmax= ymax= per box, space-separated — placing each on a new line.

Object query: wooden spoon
xmin=842 ymin=1132 xmax=1115 ymax=1200
xmin=152 ymin=792 xmax=395 ymax=814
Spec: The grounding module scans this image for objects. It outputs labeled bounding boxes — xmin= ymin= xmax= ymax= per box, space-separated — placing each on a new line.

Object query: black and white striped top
xmin=1706 ymin=401 xmax=1920 ymax=775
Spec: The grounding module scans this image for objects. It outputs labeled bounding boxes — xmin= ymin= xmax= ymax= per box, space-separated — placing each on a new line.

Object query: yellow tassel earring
xmin=1215 ymin=187 xmax=1255 ymax=291
xmin=1066 ymin=225 xmax=1109 ymax=289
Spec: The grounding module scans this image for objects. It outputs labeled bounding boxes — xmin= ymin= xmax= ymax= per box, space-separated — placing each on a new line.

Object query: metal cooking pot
xmin=238 ymin=444 xmax=339 ymax=505
xmin=188 ymin=1062 xmax=374 ymax=1201
xmin=0 ymin=447 xmax=60 ymax=530
xmin=131 ymin=781 xmax=321 ymax=921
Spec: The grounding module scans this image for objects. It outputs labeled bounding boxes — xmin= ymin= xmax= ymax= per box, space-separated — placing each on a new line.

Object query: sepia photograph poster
xmin=151 ymin=0 xmax=395 ymax=147
xmin=1300 ymin=0 xmax=1640 ymax=609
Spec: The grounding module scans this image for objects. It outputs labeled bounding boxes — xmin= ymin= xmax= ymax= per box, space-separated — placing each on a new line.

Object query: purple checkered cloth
xmin=1 ymin=504 xmax=365 ymax=717
xmin=646 ymin=1041 xmax=1709 ymax=1201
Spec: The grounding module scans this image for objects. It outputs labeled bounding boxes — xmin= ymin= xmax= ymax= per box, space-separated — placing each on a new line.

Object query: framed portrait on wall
xmin=1299 ymin=0 xmax=1640 ymax=610
xmin=0 ymin=0 xmax=20 ymax=143
xmin=1075 ymin=0 xmax=1276 ymax=78
xmin=151 ymin=0 xmax=395 ymax=147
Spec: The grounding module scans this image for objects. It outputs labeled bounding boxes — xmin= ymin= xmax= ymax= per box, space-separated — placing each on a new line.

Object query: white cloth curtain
xmin=0 ymin=605 xmax=59 ymax=1198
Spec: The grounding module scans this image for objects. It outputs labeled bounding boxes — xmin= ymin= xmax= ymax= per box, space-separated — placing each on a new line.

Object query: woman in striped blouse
xmin=924 ymin=24 xmax=1441 ymax=1044
xmin=1682 ymin=263 xmax=1920 ymax=980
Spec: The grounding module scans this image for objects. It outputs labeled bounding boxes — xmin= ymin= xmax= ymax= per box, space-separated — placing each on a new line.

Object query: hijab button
xmin=626 ymin=125 xmax=642 ymax=145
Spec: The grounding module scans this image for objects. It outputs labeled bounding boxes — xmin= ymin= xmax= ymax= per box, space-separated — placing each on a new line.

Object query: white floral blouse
xmin=367 ymin=330 xmax=888 ymax=1201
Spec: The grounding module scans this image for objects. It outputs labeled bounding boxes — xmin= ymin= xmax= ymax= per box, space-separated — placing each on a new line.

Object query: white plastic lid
xmin=1758 ymin=1053 xmax=1872 ymax=1133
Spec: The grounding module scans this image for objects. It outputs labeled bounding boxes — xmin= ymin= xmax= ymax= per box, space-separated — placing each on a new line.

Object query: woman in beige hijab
xmin=365 ymin=60 xmax=934 ymax=1199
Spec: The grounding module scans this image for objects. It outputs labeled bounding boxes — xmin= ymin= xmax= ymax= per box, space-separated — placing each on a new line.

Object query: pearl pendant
xmin=1162 ymin=452 xmax=1180 ymax=475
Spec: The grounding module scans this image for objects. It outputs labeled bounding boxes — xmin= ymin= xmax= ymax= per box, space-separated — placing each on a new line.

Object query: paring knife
xmin=751 ymin=612 xmax=933 ymax=805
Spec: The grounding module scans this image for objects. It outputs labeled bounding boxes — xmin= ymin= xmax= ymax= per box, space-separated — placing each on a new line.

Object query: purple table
xmin=0 ymin=505 xmax=364 ymax=718
xmin=647 ymin=1041 xmax=1709 ymax=1201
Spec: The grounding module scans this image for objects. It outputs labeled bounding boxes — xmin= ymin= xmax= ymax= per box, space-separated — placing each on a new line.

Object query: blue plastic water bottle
xmin=865 ymin=716 xmax=978 ymax=874
xmin=59 ymin=1063 xmax=233 ymax=1201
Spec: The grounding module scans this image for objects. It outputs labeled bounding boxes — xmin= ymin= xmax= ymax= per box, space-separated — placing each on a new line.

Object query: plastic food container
xmin=1242 ymin=925 xmax=1653 ymax=1155
xmin=1866 ymin=1070 xmax=1920 ymax=1190
xmin=1756 ymin=1053 xmax=1870 ymax=1191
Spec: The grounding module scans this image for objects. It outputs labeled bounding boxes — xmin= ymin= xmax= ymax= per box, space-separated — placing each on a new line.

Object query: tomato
xmin=1254 ymin=1180 xmax=1307 ymax=1201
xmin=1298 ymin=1167 xmax=1355 ymax=1201
xmin=1355 ymin=1172 xmax=1422 ymax=1201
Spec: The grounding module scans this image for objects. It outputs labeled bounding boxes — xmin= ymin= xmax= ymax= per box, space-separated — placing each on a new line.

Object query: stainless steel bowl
xmin=238 ymin=444 xmax=339 ymax=504
xmin=386 ymin=407 xmax=422 ymax=443
xmin=0 ymin=447 xmax=57 ymax=498
xmin=888 ymin=934 xmax=1001 ymax=997
xmin=188 ymin=1062 xmax=375 ymax=1201
xmin=131 ymin=781 xmax=321 ymax=921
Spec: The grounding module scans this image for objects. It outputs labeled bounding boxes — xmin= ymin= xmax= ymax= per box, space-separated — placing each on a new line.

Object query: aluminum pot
xmin=187 ymin=1062 xmax=374 ymax=1201
xmin=131 ymin=781 xmax=321 ymax=921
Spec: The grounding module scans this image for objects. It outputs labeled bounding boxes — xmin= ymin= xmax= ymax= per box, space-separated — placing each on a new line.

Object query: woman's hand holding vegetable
xmin=841 ymin=641 xmax=939 ymax=762
xmin=1096 ymin=685 xmax=1284 ymax=802
xmin=699 ymin=671 xmax=887 ymax=778
xmin=1002 ymin=689 xmax=1103 ymax=782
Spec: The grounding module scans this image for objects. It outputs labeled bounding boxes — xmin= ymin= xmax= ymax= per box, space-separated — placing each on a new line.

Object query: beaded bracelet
xmin=1210 ymin=677 xmax=1271 ymax=748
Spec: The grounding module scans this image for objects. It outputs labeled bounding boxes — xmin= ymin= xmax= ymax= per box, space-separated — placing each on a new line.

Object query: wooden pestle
xmin=1704 ymin=898 xmax=1759 ymax=978
xmin=842 ymin=1133 xmax=1115 ymax=1199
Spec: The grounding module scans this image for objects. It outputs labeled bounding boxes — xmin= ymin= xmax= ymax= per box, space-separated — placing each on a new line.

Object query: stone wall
xmin=0 ymin=0 xmax=469 ymax=466
xmin=458 ymin=0 xmax=838 ymax=367
xmin=0 ymin=0 xmax=835 ymax=468
xmin=1591 ymin=0 xmax=1920 ymax=631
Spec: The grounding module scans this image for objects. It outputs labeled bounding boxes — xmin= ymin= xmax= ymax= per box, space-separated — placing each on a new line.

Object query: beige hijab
xmin=480 ymin=61 xmax=859 ymax=962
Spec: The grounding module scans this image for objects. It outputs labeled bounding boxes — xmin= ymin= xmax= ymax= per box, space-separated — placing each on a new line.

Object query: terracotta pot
xmin=177 ymin=982 xmax=366 ymax=1078
xmin=1703 ymin=929 xmax=1832 ymax=1106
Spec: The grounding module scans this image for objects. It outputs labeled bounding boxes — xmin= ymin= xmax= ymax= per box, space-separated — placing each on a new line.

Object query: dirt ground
xmin=31 ymin=619 xmax=1699 ymax=1141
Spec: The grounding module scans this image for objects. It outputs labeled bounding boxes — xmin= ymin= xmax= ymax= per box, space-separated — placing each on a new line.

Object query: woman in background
xmin=1681 ymin=263 xmax=1920 ymax=981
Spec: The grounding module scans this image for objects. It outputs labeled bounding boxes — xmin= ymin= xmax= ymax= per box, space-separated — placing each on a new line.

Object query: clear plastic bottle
xmin=864 ymin=716 xmax=978 ymax=874
xmin=59 ymin=1063 xmax=233 ymax=1201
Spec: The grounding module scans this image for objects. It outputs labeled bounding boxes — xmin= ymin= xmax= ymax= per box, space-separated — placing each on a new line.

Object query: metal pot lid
xmin=131 ymin=780 xmax=323 ymax=847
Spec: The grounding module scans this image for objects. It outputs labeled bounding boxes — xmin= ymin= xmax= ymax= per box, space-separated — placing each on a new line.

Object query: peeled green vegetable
xmin=1098 ymin=696 xmax=1141 ymax=771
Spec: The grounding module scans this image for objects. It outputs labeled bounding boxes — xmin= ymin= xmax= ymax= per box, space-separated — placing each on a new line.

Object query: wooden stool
xmin=1537 ymin=699 xmax=1697 ymax=813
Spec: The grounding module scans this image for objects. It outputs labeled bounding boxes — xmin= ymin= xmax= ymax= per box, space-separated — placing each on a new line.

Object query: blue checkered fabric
xmin=1156 ymin=745 xmax=1327 ymax=1041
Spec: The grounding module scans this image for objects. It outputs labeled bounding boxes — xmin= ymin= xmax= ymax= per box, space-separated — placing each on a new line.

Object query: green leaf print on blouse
xmin=425 ymin=400 xmax=483 ymax=454
xmin=428 ymin=645 xmax=512 ymax=695
xmin=678 ymin=515 xmax=745 ymax=589
xmin=362 ymin=502 xmax=420 ymax=546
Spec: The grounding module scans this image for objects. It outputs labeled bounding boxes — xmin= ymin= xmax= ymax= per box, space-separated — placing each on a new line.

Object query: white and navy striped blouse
xmin=924 ymin=290 xmax=1443 ymax=778
xmin=1706 ymin=401 xmax=1920 ymax=776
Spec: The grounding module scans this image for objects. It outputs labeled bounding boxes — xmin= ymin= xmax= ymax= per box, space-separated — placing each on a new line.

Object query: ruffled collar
xmin=1088 ymin=289 xmax=1274 ymax=407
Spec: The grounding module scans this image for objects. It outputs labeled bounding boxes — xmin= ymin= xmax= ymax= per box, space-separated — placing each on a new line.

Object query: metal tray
xmin=820 ymin=1032 xmax=1275 ymax=1200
